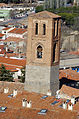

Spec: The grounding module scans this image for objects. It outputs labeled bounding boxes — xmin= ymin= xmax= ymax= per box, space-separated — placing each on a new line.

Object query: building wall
xmin=25 ymin=65 xmax=59 ymax=95
xmin=25 ymin=11 xmax=61 ymax=96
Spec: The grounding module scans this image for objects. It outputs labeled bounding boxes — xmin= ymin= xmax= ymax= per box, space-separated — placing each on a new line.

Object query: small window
xmin=37 ymin=45 xmax=43 ymax=58
xmin=35 ymin=23 xmax=38 ymax=35
xmin=43 ymin=24 xmax=46 ymax=35
xmin=53 ymin=43 xmax=56 ymax=62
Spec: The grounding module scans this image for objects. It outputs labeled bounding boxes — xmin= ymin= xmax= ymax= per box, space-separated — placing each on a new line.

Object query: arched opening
xmin=43 ymin=24 xmax=46 ymax=35
xmin=37 ymin=45 xmax=43 ymax=58
xmin=35 ymin=23 xmax=38 ymax=35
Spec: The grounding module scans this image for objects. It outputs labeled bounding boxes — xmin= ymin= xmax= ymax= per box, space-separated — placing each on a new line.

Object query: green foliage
xmin=20 ymin=66 xmax=25 ymax=83
xmin=55 ymin=6 xmax=79 ymax=14
xmin=58 ymin=13 xmax=78 ymax=25
xmin=0 ymin=64 xmax=13 ymax=82
xmin=35 ymin=5 xmax=44 ymax=13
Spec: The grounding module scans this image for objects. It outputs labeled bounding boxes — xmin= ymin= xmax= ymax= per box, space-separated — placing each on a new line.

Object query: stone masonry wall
xmin=25 ymin=65 xmax=59 ymax=96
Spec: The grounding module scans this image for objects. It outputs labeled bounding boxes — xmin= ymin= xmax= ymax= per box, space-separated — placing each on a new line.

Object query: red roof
xmin=4 ymin=37 xmax=23 ymax=43
xmin=60 ymin=85 xmax=79 ymax=97
xmin=59 ymin=69 xmax=79 ymax=81
xmin=0 ymin=33 xmax=5 ymax=37
xmin=2 ymin=27 xmax=11 ymax=30
xmin=8 ymin=28 xmax=27 ymax=34
xmin=0 ymin=57 xmax=26 ymax=67
xmin=0 ymin=63 xmax=19 ymax=72
xmin=0 ymin=81 xmax=77 ymax=119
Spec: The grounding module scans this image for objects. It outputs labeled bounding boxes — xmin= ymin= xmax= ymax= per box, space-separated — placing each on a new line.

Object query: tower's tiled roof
xmin=29 ymin=11 xmax=61 ymax=19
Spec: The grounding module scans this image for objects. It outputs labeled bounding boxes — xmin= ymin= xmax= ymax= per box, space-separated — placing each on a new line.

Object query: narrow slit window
xmin=43 ymin=24 xmax=46 ymax=35
xmin=37 ymin=45 xmax=43 ymax=58
xmin=35 ymin=23 xmax=38 ymax=35
xmin=53 ymin=43 xmax=56 ymax=62
xmin=54 ymin=22 xmax=55 ymax=37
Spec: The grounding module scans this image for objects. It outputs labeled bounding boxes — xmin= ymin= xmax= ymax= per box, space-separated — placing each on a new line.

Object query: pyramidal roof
xmin=29 ymin=11 xmax=61 ymax=19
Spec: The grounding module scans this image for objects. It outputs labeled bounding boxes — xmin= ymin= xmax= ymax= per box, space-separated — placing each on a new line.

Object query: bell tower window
xmin=37 ymin=45 xmax=43 ymax=58
xmin=54 ymin=20 xmax=58 ymax=37
xmin=35 ymin=23 xmax=38 ymax=35
xmin=43 ymin=24 xmax=46 ymax=35
xmin=53 ymin=42 xmax=58 ymax=63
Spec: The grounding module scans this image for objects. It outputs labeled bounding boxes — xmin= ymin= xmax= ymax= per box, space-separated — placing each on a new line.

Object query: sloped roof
xmin=0 ymin=33 xmax=5 ymax=37
xmin=8 ymin=28 xmax=27 ymax=34
xmin=2 ymin=27 xmax=11 ymax=30
xmin=0 ymin=82 xmax=77 ymax=119
xmin=0 ymin=57 xmax=26 ymax=67
xmin=29 ymin=11 xmax=61 ymax=19
xmin=4 ymin=37 xmax=23 ymax=43
xmin=59 ymin=69 xmax=79 ymax=81
xmin=60 ymin=85 xmax=79 ymax=97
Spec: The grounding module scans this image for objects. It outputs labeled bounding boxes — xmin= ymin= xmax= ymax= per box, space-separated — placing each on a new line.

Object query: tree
xmin=20 ymin=66 xmax=25 ymax=83
xmin=35 ymin=5 xmax=44 ymax=13
xmin=0 ymin=64 xmax=13 ymax=82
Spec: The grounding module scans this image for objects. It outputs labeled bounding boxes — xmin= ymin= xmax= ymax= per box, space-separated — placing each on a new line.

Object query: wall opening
xmin=43 ymin=24 xmax=46 ymax=35
xmin=37 ymin=45 xmax=43 ymax=58
xmin=53 ymin=42 xmax=58 ymax=63
xmin=35 ymin=23 xmax=38 ymax=35
xmin=54 ymin=20 xmax=58 ymax=37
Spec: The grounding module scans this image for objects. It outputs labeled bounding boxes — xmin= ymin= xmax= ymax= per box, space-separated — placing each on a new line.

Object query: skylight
xmin=38 ymin=109 xmax=48 ymax=115
xmin=41 ymin=95 xmax=48 ymax=99
xmin=0 ymin=107 xmax=7 ymax=112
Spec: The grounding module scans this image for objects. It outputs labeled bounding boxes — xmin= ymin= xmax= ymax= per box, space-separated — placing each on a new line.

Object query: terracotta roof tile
xmin=0 ymin=57 xmax=26 ymax=67
xmin=29 ymin=11 xmax=61 ymax=19
xmin=0 ymin=81 xmax=78 ymax=119
xmin=0 ymin=33 xmax=5 ymax=37
xmin=60 ymin=85 xmax=79 ymax=97
xmin=4 ymin=37 xmax=23 ymax=42
xmin=0 ymin=3 xmax=8 ymax=7
xmin=59 ymin=69 xmax=79 ymax=81
xmin=2 ymin=27 xmax=11 ymax=30
xmin=8 ymin=28 xmax=27 ymax=34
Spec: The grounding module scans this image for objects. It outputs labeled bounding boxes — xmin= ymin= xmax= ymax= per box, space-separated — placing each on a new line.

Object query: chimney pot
xmin=63 ymin=102 xmax=67 ymax=109
xmin=4 ymin=88 xmax=9 ymax=94
xmin=27 ymin=100 xmax=32 ymax=108
xmin=13 ymin=89 xmax=17 ymax=97
xmin=68 ymin=104 xmax=73 ymax=111
xmin=22 ymin=98 xmax=27 ymax=107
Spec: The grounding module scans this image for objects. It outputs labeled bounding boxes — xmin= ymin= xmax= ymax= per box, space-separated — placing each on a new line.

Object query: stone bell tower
xmin=25 ymin=11 xmax=61 ymax=96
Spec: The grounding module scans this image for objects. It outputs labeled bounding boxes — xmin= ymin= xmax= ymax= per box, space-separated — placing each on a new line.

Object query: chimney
xmin=22 ymin=99 xmax=27 ymax=107
xmin=56 ymin=90 xmax=60 ymax=95
xmin=27 ymin=100 xmax=32 ymax=108
xmin=47 ymin=90 xmax=52 ymax=96
xmin=71 ymin=96 xmax=75 ymax=105
xmin=63 ymin=102 xmax=67 ymax=109
xmin=13 ymin=89 xmax=17 ymax=97
xmin=68 ymin=104 xmax=73 ymax=111
xmin=4 ymin=87 xmax=9 ymax=94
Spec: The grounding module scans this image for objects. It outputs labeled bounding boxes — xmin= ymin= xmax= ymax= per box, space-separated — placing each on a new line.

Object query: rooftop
xmin=59 ymin=69 xmax=79 ymax=81
xmin=60 ymin=85 xmax=79 ymax=97
xmin=2 ymin=27 xmax=11 ymax=30
xmin=0 ymin=57 xmax=26 ymax=67
xmin=8 ymin=28 xmax=27 ymax=34
xmin=0 ymin=3 xmax=8 ymax=7
xmin=4 ymin=37 xmax=23 ymax=43
xmin=0 ymin=81 xmax=78 ymax=119
xmin=0 ymin=33 xmax=5 ymax=37
xmin=29 ymin=11 xmax=61 ymax=19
